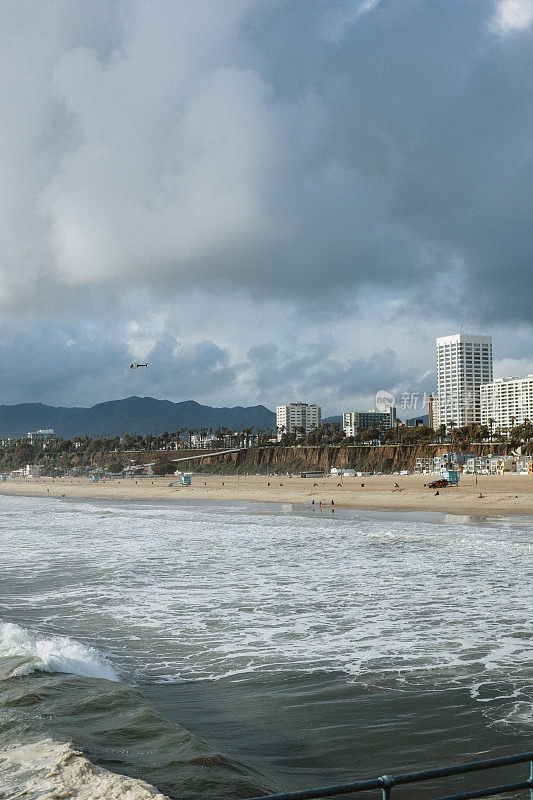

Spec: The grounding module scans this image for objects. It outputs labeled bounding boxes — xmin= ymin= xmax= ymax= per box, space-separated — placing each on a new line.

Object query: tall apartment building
xmin=437 ymin=334 xmax=493 ymax=427
xmin=480 ymin=375 xmax=533 ymax=431
xmin=427 ymin=394 xmax=439 ymax=430
xmin=276 ymin=402 xmax=321 ymax=439
xmin=342 ymin=408 xmax=396 ymax=436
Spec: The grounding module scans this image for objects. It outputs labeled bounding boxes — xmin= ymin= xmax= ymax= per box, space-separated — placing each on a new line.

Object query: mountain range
xmin=0 ymin=396 xmax=277 ymax=439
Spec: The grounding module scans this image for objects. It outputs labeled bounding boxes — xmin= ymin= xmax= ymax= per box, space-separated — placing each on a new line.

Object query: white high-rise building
xmin=342 ymin=408 xmax=396 ymax=436
xmin=480 ymin=375 xmax=533 ymax=431
xmin=436 ymin=334 xmax=493 ymax=428
xmin=276 ymin=402 xmax=321 ymax=439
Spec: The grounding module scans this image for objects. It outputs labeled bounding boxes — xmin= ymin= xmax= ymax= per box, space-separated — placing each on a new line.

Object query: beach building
xmin=437 ymin=333 xmax=493 ymax=428
xmin=276 ymin=402 xmax=321 ymax=439
xmin=342 ymin=408 xmax=396 ymax=436
xmin=11 ymin=464 xmax=44 ymax=478
xmin=463 ymin=454 xmax=532 ymax=475
xmin=189 ymin=433 xmax=219 ymax=449
xmin=463 ymin=455 xmax=500 ymax=475
xmin=480 ymin=374 xmax=533 ymax=431
xmin=414 ymin=452 xmax=474 ymax=474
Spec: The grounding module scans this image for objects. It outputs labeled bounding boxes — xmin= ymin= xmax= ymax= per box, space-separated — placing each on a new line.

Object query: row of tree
xmin=278 ymin=419 xmax=533 ymax=448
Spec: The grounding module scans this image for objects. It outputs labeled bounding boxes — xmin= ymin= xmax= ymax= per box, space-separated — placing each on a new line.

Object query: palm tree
xmin=436 ymin=424 xmax=446 ymax=444
xmin=488 ymin=418 xmax=495 ymax=444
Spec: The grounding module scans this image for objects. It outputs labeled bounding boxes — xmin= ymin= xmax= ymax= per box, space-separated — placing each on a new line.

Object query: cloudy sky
xmin=1 ymin=0 xmax=532 ymax=414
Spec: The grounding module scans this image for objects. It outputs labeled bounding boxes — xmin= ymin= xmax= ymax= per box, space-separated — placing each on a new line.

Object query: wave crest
xmin=0 ymin=622 xmax=118 ymax=681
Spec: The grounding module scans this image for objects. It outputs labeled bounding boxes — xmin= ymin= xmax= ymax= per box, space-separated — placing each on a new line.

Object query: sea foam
xmin=0 ymin=621 xmax=118 ymax=681
xmin=0 ymin=738 xmax=169 ymax=800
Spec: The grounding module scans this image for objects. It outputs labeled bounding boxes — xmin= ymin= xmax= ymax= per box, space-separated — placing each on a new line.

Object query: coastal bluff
xmin=162 ymin=443 xmax=515 ymax=475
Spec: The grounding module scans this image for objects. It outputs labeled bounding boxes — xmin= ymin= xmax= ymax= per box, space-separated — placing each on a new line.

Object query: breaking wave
xmin=0 ymin=621 xmax=118 ymax=681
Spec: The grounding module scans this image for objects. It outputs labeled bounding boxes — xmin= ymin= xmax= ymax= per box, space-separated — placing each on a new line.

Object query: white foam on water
xmin=0 ymin=495 xmax=531 ymax=729
xmin=0 ymin=738 xmax=169 ymax=800
xmin=0 ymin=622 xmax=118 ymax=682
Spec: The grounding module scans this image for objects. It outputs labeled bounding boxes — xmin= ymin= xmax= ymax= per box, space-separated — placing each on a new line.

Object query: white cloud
xmin=494 ymin=358 xmax=533 ymax=378
xmin=323 ymin=0 xmax=382 ymax=43
xmin=491 ymin=0 xmax=533 ymax=33
xmin=42 ymin=8 xmax=283 ymax=284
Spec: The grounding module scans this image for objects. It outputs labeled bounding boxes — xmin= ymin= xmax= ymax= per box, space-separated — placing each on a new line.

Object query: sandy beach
xmin=1 ymin=473 xmax=532 ymax=516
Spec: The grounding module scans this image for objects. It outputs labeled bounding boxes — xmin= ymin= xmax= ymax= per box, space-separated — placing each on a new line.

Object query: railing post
xmin=380 ymin=775 xmax=393 ymax=800
xmin=242 ymin=751 xmax=533 ymax=800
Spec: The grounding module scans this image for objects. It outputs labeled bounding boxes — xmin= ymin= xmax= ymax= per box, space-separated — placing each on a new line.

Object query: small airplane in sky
xmin=130 ymin=362 xmax=148 ymax=368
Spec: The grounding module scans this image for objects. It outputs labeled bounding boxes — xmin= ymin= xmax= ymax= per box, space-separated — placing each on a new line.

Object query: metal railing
xmin=245 ymin=751 xmax=533 ymax=800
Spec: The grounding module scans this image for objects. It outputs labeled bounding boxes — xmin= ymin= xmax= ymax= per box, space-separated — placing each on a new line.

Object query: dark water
xmin=0 ymin=496 xmax=531 ymax=798
xmin=0 ymin=660 xmax=269 ymax=798
xmin=143 ymin=672 xmax=531 ymax=796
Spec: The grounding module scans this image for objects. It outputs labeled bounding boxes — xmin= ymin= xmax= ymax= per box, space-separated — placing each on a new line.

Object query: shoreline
xmin=1 ymin=474 xmax=532 ymax=517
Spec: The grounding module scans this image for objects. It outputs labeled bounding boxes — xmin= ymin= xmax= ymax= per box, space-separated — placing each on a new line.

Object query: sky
xmin=1 ymin=0 xmax=532 ymax=415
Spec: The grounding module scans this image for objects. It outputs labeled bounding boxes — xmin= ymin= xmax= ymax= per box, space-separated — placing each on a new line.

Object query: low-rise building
xmin=463 ymin=455 xmax=501 ymax=475
xmin=463 ymin=454 xmax=532 ymax=475
xmin=189 ymin=433 xmax=220 ymax=449
xmin=11 ymin=464 xmax=44 ymax=478
xmin=414 ymin=452 xmax=475 ymax=474
xmin=27 ymin=429 xmax=57 ymax=448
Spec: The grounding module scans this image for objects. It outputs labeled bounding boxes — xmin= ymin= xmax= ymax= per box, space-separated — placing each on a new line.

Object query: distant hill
xmin=0 ymin=396 xmax=276 ymax=439
xmin=404 ymin=414 xmax=430 ymax=426
xmin=323 ymin=415 xmax=343 ymax=426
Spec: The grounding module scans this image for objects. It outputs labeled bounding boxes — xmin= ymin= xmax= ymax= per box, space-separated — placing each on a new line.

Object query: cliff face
xmin=74 ymin=443 xmax=514 ymax=474
xmin=2 ymin=442 xmax=516 ymax=475
xmin=187 ymin=443 xmax=513 ymax=474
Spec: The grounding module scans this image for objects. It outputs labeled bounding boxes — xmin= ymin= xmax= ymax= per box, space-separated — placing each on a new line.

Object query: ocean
xmin=0 ymin=496 xmax=531 ymax=799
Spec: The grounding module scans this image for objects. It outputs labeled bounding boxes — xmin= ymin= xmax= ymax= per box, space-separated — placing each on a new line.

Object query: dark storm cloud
xmin=0 ymin=318 xmax=428 ymax=411
xmin=0 ymin=324 xmax=236 ymax=406
xmin=245 ymin=0 xmax=533 ymax=319
xmin=0 ymin=1 xmax=531 ymax=408
xmin=0 ymin=0 xmax=530 ymax=321
xmin=245 ymin=340 xmax=428 ymax=408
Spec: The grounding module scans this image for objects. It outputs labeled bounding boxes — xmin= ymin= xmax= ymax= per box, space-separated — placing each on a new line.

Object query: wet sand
xmin=1 ymin=473 xmax=532 ymax=516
